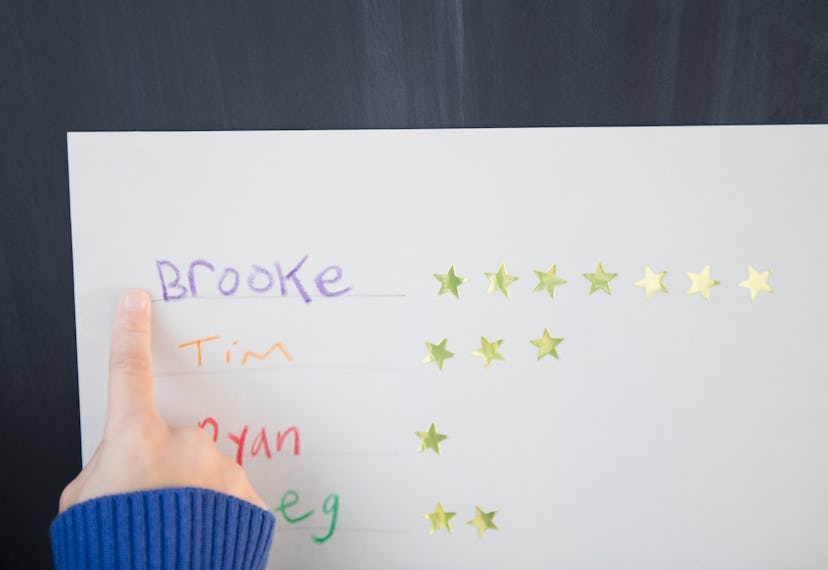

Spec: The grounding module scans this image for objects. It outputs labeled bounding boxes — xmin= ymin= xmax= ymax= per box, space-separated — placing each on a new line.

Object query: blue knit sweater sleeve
xmin=50 ymin=487 xmax=276 ymax=569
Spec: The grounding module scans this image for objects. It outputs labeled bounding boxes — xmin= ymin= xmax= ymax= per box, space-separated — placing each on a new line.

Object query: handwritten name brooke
xmin=156 ymin=255 xmax=351 ymax=302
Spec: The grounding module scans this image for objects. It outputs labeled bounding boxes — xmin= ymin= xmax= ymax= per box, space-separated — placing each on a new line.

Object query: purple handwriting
xmin=156 ymin=255 xmax=351 ymax=302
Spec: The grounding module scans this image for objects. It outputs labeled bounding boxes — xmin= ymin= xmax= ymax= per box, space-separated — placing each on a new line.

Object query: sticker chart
xmin=68 ymin=127 xmax=828 ymax=569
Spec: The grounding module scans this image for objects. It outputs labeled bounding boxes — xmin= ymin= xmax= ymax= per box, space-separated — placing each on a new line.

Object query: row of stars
xmin=425 ymin=503 xmax=498 ymax=537
xmin=424 ymin=332 xmax=564 ymax=369
xmin=435 ymin=264 xmax=774 ymax=301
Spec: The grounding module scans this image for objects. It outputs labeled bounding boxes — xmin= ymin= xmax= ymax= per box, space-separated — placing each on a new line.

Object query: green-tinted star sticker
xmin=423 ymin=338 xmax=455 ymax=371
xmin=425 ymin=502 xmax=456 ymax=534
xmin=467 ymin=506 xmax=499 ymax=538
xmin=434 ymin=265 xmax=467 ymax=298
xmin=583 ymin=262 xmax=618 ymax=295
xmin=485 ymin=264 xmax=518 ymax=297
xmin=533 ymin=265 xmax=567 ymax=299
xmin=687 ymin=265 xmax=720 ymax=301
xmin=634 ymin=266 xmax=668 ymax=299
xmin=415 ymin=422 xmax=448 ymax=454
xmin=738 ymin=266 xmax=773 ymax=301
xmin=472 ymin=337 xmax=505 ymax=368
xmin=530 ymin=328 xmax=564 ymax=360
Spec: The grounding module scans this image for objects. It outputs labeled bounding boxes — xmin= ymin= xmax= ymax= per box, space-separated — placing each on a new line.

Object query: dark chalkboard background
xmin=1 ymin=2 xmax=826 ymax=567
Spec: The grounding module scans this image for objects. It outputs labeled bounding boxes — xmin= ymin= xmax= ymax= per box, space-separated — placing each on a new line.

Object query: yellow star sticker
xmin=738 ymin=266 xmax=773 ymax=301
xmin=423 ymin=338 xmax=455 ymax=371
xmin=485 ymin=264 xmax=518 ymax=297
xmin=424 ymin=502 xmax=455 ymax=534
xmin=415 ymin=422 xmax=448 ymax=454
xmin=634 ymin=266 xmax=668 ymax=299
xmin=533 ymin=265 xmax=567 ymax=299
xmin=467 ymin=506 xmax=498 ymax=537
xmin=472 ymin=337 xmax=505 ymax=368
xmin=434 ymin=265 xmax=467 ymax=298
xmin=686 ymin=265 xmax=720 ymax=301
xmin=530 ymin=328 xmax=564 ymax=360
xmin=583 ymin=262 xmax=617 ymax=295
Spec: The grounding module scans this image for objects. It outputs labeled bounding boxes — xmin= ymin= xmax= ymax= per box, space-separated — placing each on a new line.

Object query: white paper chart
xmin=68 ymin=127 xmax=828 ymax=569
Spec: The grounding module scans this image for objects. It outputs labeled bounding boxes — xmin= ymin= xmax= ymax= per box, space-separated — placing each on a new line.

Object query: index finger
xmin=105 ymin=289 xmax=158 ymax=435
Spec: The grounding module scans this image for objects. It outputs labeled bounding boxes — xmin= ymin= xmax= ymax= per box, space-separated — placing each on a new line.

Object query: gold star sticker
xmin=424 ymin=502 xmax=455 ymax=534
xmin=434 ymin=265 xmax=467 ymax=298
xmin=467 ymin=506 xmax=498 ymax=537
xmin=583 ymin=262 xmax=617 ymax=295
xmin=415 ymin=422 xmax=448 ymax=454
xmin=686 ymin=265 xmax=720 ymax=301
xmin=423 ymin=338 xmax=455 ymax=371
xmin=634 ymin=266 xmax=668 ymax=299
xmin=533 ymin=265 xmax=567 ymax=299
xmin=472 ymin=337 xmax=505 ymax=368
xmin=485 ymin=264 xmax=518 ymax=297
xmin=738 ymin=266 xmax=773 ymax=301
xmin=530 ymin=328 xmax=564 ymax=360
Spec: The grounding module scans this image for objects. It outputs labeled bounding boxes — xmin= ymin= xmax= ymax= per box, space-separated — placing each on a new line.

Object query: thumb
xmin=105 ymin=289 xmax=158 ymax=435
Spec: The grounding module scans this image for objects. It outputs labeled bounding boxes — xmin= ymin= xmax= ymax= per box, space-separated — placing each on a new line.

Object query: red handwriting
xmin=178 ymin=336 xmax=293 ymax=367
xmin=198 ymin=417 xmax=300 ymax=467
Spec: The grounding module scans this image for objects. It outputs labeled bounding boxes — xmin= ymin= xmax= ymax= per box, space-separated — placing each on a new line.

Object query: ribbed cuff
xmin=50 ymin=487 xmax=275 ymax=570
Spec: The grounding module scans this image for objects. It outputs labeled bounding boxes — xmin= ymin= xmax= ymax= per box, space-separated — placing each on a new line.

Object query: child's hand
xmin=58 ymin=290 xmax=267 ymax=512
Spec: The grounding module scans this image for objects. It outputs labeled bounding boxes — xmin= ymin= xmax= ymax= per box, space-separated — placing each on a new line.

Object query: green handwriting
xmin=274 ymin=490 xmax=339 ymax=544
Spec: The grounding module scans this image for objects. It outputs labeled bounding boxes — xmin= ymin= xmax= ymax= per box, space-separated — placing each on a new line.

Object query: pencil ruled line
xmin=155 ymin=365 xmax=401 ymax=378
xmin=292 ymin=451 xmax=400 ymax=458
xmin=273 ymin=527 xmax=414 ymax=535
xmin=152 ymin=293 xmax=407 ymax=303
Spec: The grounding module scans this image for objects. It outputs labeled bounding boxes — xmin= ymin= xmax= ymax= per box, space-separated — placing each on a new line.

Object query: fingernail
xmin=122 ymin=290 xmax=149 ymax=313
